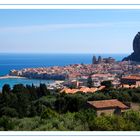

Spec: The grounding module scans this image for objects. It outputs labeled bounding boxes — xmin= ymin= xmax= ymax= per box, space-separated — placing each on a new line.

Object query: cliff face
xmin=123 ymin=32 xmax=140 ymax=62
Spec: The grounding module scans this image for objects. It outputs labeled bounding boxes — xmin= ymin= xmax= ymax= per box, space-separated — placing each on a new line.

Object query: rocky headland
xmin=123 ymin=32 xmax=140 ymax=62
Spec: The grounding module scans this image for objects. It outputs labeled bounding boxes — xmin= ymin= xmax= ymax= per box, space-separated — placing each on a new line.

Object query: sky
xmin=0 ymin=9 xmax=140 ymax=54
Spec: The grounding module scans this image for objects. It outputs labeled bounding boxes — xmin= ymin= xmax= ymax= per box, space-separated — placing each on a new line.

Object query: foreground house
xmin=87 ymin=99 xmax=130 ymax=116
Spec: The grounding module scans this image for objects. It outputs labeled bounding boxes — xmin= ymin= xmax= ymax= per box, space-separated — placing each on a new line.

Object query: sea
xmin=0 ymin=53 xmax=128 ymax=90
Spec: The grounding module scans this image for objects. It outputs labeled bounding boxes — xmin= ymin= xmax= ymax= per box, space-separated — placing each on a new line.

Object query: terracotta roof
xmin=90 ymin=88 xmax=98 ymax=93
xmin=87 ymin=99 xmax=129 ymax=109
xmin=98 ymin=86 xmax=106 ymax=91
xmin=60 ymin=86 xmax=106 ymax=94
xmin=121 ymin=84 xmax=137 ymax=88
xmin=60 ymin=88 xmax=72 ymax=94
xmin=92 ymin=74 xmax=113 ymax=77
xmin=79 ymin=87 xmax=90 ymax=93
xmin=122 ymin=84 xmax=130 ymax=88
xmin=122 ymin=75 xmax=140 ymax=80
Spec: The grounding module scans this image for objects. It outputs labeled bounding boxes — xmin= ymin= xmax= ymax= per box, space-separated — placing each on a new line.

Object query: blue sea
xmin=0 ymin=53 xmax=128 ymax=90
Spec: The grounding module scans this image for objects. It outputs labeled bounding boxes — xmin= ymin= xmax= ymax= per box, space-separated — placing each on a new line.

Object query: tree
xmin=12 ymin=84 xmax=29 ymax=94
xmin=101 ymin=80 xmax=113 ymax=88
xmin=2 ymin=84 xmax=11 ymax=95
xmin=132 ymin=93 xmax=140 ymax=102
xmin=41 ymin=108 xmax=58 ymax=119
xmin=36 ymin=84 xmax=50 ymax=98
xmin=26 ymin=84 xmax=38 ymax=100
xmin=55 ymin=94 xmax=86 ymax=113
xmin=34 ymin=100 xmax=46 ymax=115
xmin=0 ymin=116 xmax=15 ymax=130
xmin=16 ymin=93 xmax=30 ymax=117
xmin=55 ymin=96 xmax=67 ymax=113
xmin=91 ymin=116 xmax=113 ymax=131
xmin=74 ymin=109 xmax=96 ymax=130
xmin=28 ymin=103 xmax=37 ymax=117
xmin=0 ymin=107 xmax=18 ymax=117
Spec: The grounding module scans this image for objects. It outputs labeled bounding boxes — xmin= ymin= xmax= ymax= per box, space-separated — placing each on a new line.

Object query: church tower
xmin=92 ymin=56 xmax=97 ymax=64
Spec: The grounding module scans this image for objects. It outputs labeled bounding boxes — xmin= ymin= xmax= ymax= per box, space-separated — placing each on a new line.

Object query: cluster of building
xmin=10 ymin=66 xmax=68 ymax=80
xmin=9 ymin=55 xmax=140 ymax=92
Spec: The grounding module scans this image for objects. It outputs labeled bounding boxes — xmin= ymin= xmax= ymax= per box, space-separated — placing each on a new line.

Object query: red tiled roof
xmin=60 ymin=86 xmax=104 ymax=94
xmin=98 ymin=86 xmax=106 ymax=91
xmin=121 ymin=84 xmax=137 ymax=88
xmin=122 ymin=75 xmax=140 ymax=80
xmin=87 ymin=99 xmax=129 ymax=109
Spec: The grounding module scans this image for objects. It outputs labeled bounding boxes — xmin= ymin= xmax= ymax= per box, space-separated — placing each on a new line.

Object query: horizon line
xmin=0 ymin=52 xmax=130 ymax=54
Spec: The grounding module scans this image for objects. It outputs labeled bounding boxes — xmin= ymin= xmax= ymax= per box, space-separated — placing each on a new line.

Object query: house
xmin=60 ymin=88 xmax=79 ymax=94
xmin=60 ymin=86 xmax=106 ymax=94
xmin=87 ymin=99 xmax=130 ymax=116
xmin=121 ymin=75 xmax=140 ymax=87
xmin=120 ymin=84 xmax=138 ymax=89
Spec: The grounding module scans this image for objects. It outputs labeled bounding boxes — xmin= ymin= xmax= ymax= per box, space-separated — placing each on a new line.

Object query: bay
xmin=0 ymin=53 xmax=128 ymax=90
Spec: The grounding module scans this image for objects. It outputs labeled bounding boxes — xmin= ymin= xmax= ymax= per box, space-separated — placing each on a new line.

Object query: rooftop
xmin=122 ymin=75 xmax=140 ymax=80
xmin=60 ymin=86 xmax=105 ymax=94
xmin=87 ymin=99 xmax=129 ymax=109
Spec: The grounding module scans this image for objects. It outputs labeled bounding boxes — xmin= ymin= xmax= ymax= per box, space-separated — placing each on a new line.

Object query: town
xmin=9 ymin=55 xmax=140 ymax=92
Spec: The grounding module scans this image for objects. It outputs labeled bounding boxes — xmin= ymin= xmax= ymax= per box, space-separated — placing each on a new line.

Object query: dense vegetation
xmin=1 ymin=83 xmax=140 ymax=130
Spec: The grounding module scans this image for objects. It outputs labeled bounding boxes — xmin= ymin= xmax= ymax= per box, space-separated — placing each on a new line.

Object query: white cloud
xmin=0 ymin=21 xmax=140 ymax=33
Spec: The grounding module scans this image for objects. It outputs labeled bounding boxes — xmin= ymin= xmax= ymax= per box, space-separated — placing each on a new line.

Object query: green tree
xmin=89 ymin=116 xmax=113 ymax=131
xmin=101 ymin=80 xmax=113 ymax=88
xmin=2 ymin=84 xmax=11 ymax=95
xmin=12 ymin=84 xmax=29 ymax=94
xmin=41 ymin=108 xmax=58 ymax=119
xmin=1 ymin=107 xmax=18 ymax=117
xmin=28 ymin=103 xmax=37 ymax=117
xmin=74 ymin=109 xmax=96 ymax=130
xmin=16 ymin=93 xmax=30 ymax=117
xmin=36 ymin=84 xmax=50 ymax=98
xmin=34 ymin=100 xmax=46 ymax=115
xmin=40 ymin=83 xmax=50 ymax=96
xmin=0 ymin=116 xmax=15 ymax=130
xmin=26 ymin=84 xmax=38 ymax=100
xmin=55 ymin=94 xmax=86 ymax=113
xmin=123 ymin=110 xmax=140 ymax=125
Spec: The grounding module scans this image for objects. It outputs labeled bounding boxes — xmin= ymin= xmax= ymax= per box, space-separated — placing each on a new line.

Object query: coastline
xmin=0 ymin=75 xmax=25 ymax=80
xmin=0 ymin=75 xmax=63 ymax=91
xmin=0 ymin=75 xmax=64 ymax=84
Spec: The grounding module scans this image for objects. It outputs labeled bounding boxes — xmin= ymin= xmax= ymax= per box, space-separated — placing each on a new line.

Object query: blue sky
xmin=0 ymin=9 xmax=140 ymax=54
